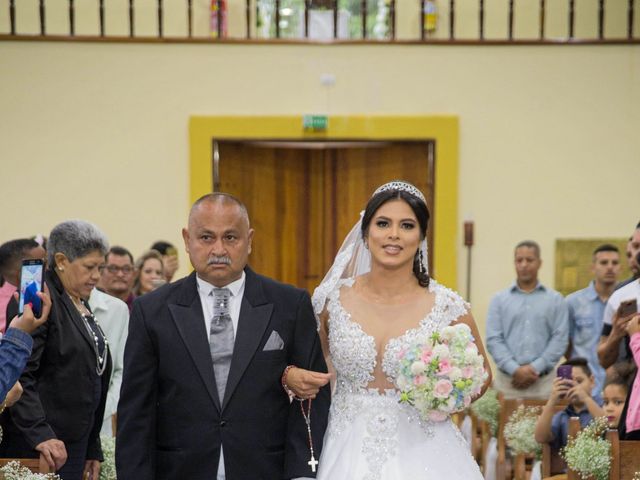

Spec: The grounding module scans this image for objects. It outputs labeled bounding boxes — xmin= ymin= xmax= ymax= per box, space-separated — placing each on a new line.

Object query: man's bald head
xmin=189 ymin=193 xmax=250 ymax=228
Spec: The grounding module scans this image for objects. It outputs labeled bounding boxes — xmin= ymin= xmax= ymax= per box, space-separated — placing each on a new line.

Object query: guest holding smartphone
xmin=1 ymin=220 xmax=112 ymax=480
xmin=535 ymin=358 xmax=604 ymax=457
xmin=0 ymin=293 xmax=51 ymax=404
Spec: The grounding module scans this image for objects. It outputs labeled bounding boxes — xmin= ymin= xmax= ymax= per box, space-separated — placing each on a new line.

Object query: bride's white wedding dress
xmin=316 ymin=279 xmax=484 ymax=480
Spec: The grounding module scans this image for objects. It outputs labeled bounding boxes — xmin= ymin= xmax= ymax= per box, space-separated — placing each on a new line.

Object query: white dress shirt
xmin=89 ymin=288 xmax=129 ymax=437
xmin=196 ymin=272 xmax=245 ymax=480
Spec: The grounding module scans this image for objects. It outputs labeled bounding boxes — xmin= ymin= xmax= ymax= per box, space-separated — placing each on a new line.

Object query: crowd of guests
xmin=1 ymin=216 xmax=639 ymax=479
xmin=485 ymin=222 xmax=640 ymax=478
xmin=0 ymin=225 xmax=179 ymax=479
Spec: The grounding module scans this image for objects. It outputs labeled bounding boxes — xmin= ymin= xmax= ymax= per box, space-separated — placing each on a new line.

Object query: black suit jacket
xmin=116 ymin=267 xmax=330 ymax=480
xmin=1 ymin=269 xmax=111 ymax=461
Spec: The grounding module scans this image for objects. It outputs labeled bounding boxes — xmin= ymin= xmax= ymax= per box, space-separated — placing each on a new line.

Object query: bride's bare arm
xmin=453 ymin=313 xmax=493 ymax=398
xmin=283 ymin=309 xmax=333 ymax=399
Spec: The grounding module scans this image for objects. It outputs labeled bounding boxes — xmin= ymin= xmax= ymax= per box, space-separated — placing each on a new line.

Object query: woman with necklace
xmin=0 ymin=220 xmax=112 ymax=480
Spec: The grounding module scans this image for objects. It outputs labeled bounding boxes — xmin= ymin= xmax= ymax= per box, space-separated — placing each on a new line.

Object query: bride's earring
xmin=418 ymin=250 xmax=426 ymax=274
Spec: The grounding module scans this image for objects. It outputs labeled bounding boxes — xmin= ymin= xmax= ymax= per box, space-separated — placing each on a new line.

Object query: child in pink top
xmin=625 ymin=315 xmax=640 ymax=438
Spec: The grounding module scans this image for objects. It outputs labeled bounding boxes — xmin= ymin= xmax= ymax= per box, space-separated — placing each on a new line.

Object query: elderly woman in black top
xmin=2 ymin=220 xmax=112 ymax=480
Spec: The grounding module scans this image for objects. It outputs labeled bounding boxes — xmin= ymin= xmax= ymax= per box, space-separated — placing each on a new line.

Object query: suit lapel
xmin=222 ymin=268 xmax=273 ymax=410
xmin=48 ymin=270 xmax=95 ymax=351
xmin=169 ymin=273 xmax=221 ymax=411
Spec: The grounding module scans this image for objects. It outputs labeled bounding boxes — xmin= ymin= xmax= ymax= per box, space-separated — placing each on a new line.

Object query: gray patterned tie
xmin=209 ymin=288 xmax=234 ymax=403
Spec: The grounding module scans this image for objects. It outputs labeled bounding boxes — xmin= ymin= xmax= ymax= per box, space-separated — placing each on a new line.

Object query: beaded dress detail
xmin=316 ymin=279 xmax=484 ymax=480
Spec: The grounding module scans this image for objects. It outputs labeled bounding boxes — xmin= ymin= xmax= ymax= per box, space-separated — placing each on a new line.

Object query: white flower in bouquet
xmin=396 ymin=323 xmax=488 ymax=422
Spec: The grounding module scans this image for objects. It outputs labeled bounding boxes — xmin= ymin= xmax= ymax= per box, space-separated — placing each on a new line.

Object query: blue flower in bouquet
xmin=396 ymin=323 xmax=487 ymax=422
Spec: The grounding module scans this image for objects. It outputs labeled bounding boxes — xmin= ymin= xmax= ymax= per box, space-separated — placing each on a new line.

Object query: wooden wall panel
xmin=218 ymin=141 xmax=433 ymax=292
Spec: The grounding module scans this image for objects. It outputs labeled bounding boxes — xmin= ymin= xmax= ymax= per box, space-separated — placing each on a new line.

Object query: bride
xmin=286 ymin=181 xmax=492 ymax=479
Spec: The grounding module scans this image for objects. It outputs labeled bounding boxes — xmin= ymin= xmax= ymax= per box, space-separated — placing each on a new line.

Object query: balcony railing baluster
xmin=629 ymin=0 xmax=635 ymax=39
xmin=188 ymin=0 xmax=193 ymax=38
xmin=99 ymin=0 xmax=105 ymax=37
xmin=540 ymin=0 xmax=545 ymax=39
xmin=361 ymin=0 xmax=367 ymax=39
xmin=69 ymin=0 xmax=75 ymax=36
xmin=568 ymin=0 xmax=575 ymax=39
xmin=39 ymin=0 xmax=45 ymax=35
xmin=508 ymin=0 xmax=514 ymax=40
xmin=129 ymin=0 xmax=135 ymax=37
xmin=450 ymin=0 xmax=455 ymax=40
xmin=479 ymin=0 xmax=485 ymax=40
xmin=9 ymin=0 xmax=16 ymax=35
xmin=158 ymin=0 xmax=163 ymax=38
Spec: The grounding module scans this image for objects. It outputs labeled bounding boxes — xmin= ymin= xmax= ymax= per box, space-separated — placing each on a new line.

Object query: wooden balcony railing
xmin=1 ymin=0 xmax=638 ymax=44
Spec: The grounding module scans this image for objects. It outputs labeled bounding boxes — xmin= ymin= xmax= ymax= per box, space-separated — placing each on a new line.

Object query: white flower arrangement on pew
xmin=99 ymin=435 xmax=116 ymax=480
xmin=503 ymin=405 xmax=542 ymax=458
xmin=561 ymin=416 xmax=610 ymax=480
xmin=470 ymin=387 xmax=499 ymax=436
xmin=0 ymin=461 xmax=60 ymax=480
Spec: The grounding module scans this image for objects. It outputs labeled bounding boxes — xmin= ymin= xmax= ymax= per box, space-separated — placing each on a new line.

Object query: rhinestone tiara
xmin=372 ymin=181 xmax=426 ymax=203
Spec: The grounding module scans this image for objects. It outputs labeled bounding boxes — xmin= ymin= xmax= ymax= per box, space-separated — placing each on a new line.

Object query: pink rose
xmin=429 ymin=410 xmax=448 ymax=422
xmin=433 ymin=379 xmax=453 ymax=399
xmin=438 ymin=359 xmax=452 ymax=376
xmin=420 ymin=350 xmax=433 ymax=363
xmin=413 ymin=375 xmax=427 ymax=386
xmin=462 ymin=366 xmax=475 ymax=378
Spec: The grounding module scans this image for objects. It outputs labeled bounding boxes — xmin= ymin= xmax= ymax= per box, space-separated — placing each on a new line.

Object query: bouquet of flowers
xmin=561 ymin=416 xmax=611 ymax=480
xmin=396 ymin=323 xmax=488 ymax=422
xmin=0 ymin=461 xmax=60 ymax=480
xmin=470 ymin=387 xmax=500 ymax=436
xmin=504 ymin=405 xmax=541 ymax=457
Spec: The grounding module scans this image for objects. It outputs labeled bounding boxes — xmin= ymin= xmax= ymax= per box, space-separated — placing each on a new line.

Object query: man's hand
xmin=4 ymin=381 xmax=23 ymax=407
xmin=611 ymin=311 xmax=633 ymax=341
xmin=285 ymin=367 xmax=331 ymax=399
xmin=83 ymin=459 xmax=101 ymax=480
xmin=511 ymin=364 xmax=539 ymax=389
xmin=10 ymin=287 xmax=51 ymax=334
xmin=626 ymin=314 xmax=640 ymax=337
xmin=36 ymin=438 xmax=67 ymax=471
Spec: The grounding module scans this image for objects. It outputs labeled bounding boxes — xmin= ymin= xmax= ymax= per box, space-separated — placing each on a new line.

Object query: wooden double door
xmin=216 ymin=140 xmax=435 ymax=292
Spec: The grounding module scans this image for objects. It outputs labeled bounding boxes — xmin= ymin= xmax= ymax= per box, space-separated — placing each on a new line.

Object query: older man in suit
xmin=116 ymin=193 xmax=330 ymax=480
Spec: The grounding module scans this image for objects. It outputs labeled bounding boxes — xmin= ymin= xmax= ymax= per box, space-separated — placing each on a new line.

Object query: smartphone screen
xmin=18 ymin=259 xmax=44 ymax=317
xmin=618 ymin=299 xmax=638 ymax=318
xmin=557 ymin=365 xmax=572 ymax=380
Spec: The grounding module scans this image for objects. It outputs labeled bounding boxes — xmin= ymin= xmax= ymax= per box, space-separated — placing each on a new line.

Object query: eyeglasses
xmin=105 ymin=265 xmax=134 ymax=275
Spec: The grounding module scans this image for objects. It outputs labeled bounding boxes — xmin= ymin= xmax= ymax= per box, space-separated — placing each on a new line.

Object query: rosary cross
xmin=308 ymin=455 xmax=318 ymax=473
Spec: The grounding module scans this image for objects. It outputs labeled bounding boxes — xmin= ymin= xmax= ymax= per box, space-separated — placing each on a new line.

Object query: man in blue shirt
xmin=566 ymin=244 xmax=620 ymax=396
xmin=487 ymin=240 xmax=569 ymax=399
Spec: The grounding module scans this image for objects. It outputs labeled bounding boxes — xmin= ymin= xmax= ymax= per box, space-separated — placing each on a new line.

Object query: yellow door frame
xmin=189 ymin=115 xmax=459 ymax=289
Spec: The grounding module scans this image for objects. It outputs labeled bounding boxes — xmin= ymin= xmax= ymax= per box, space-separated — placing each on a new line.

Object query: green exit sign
xmin=303 ymin=115 xmax=328 ymax=132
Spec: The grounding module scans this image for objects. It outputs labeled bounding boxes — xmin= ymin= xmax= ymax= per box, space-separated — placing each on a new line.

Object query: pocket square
xmin=263 ymin=330 xmax=285 ymax=351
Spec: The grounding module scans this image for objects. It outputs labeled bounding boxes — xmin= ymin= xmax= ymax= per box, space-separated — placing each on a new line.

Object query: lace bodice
xmin=327 ymin=278 xmax=469 ymax=395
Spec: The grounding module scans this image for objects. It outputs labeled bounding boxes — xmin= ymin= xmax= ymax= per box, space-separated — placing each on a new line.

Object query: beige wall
xmin=0 ymin=41 xmax=638 ymax=336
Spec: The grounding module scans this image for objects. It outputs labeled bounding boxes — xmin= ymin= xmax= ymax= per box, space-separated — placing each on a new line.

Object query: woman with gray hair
xmin=1 ymin=220 xmax=112 ymax=480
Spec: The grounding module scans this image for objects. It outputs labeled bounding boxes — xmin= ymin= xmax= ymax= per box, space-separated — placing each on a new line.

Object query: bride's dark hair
xmin=361 ymin=188 xmax=431 ymax=288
